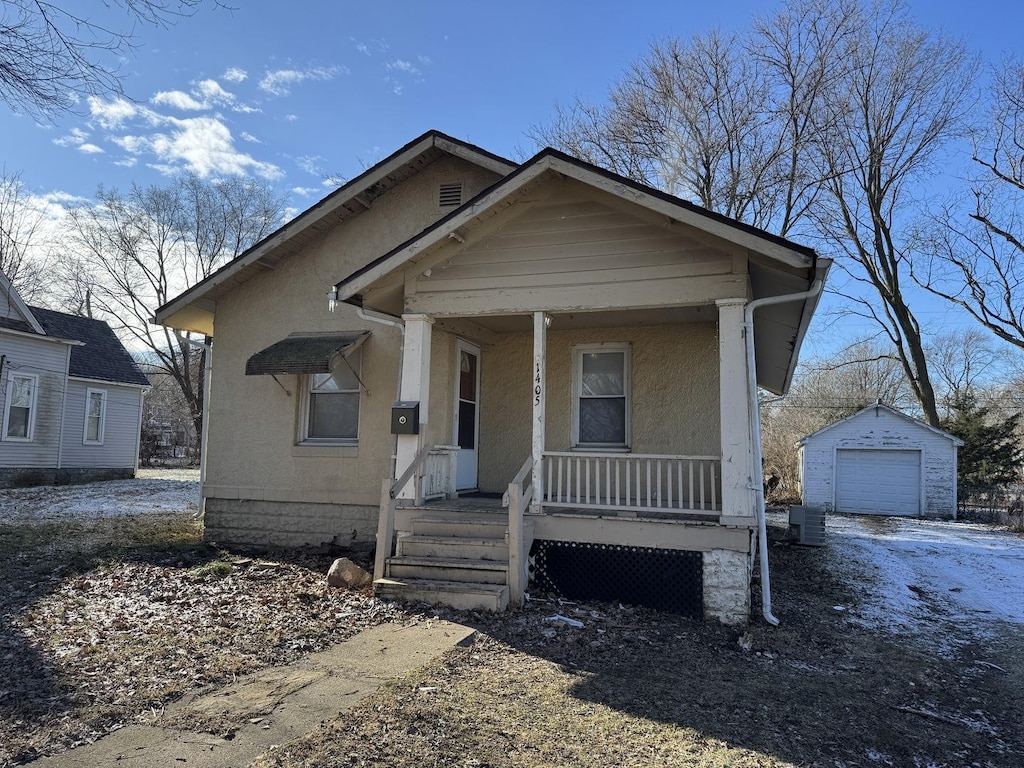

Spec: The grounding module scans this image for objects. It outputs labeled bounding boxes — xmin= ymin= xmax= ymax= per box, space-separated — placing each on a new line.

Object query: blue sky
xmin=3 ymin=0 xmax=1023 ymax=357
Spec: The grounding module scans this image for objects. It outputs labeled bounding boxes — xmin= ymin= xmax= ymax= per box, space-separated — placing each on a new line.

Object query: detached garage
xmin=798 ymin=403 xmax=962 ymax=518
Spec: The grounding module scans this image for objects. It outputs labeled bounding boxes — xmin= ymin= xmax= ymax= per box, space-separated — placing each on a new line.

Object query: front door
xmin=454 ymin=340 xmax=480 ymax=490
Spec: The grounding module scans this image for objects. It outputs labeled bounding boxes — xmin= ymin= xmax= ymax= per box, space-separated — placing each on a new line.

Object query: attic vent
xmin=438 ymin=182 xmax=463 ymax=208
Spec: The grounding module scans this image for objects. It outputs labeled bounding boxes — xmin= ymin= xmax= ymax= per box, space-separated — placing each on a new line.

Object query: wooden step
xmin=397 ymin=534 xmax=509 ymax=562
xmin=411 ymin=515 xmax=510 ymax=538
xmin=374 ymin=577 xmax=509 ymax=611
xmin=387 ymin=555 xmax=508 ymax=584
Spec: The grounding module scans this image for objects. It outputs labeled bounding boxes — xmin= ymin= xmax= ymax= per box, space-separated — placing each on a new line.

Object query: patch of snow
xmin=0 ymin=469 xmax=200 ymax=522
xmin=826 ymin=514 xmax=1024 ymax=655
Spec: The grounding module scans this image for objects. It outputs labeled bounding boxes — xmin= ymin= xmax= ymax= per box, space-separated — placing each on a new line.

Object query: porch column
xmin=716 ymin=299 xmax=754 ymax=523
xmin=395 ymin=313 xmax=433 ymax=500
xmin=531 ymin=311 xmax=547 ymax=513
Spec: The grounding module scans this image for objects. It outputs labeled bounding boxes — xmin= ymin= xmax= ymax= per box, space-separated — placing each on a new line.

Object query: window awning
xmin=245 ymin=331 xmax=369 ymax=376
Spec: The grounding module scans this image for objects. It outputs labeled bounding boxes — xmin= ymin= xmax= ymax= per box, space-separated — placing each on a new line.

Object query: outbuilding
xmin=798 ymin=403 xmax=962 ymax=518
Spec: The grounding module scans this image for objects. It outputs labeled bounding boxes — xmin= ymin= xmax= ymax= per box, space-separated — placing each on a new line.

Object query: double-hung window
xmin=84 ymin=388 xmax=107 ymax=444
xmin=572 ymin=343 xmax=631 ymax=448
xmin=3 ymin=371 xmax=38 ymax=441
xmin=303 ymin=349 xmax=361 ymax=442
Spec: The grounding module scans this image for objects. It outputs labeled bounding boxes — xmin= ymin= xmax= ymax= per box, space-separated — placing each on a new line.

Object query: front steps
xmin=374 ymin=511 xmax=531 ymax=612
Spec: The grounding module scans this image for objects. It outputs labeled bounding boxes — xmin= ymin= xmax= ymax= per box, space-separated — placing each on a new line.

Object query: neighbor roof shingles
xmin=27 ymin=306 xmax=150 ymax=387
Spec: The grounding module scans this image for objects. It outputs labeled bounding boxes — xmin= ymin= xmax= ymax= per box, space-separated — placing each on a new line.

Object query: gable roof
xmin=0 ymin=268 xmax=45 ymax=335
xmin=333 ymin=148 xmax=820 ymax=301
xmin=154 ymin=130 xmax=517 ymax=335
xmin=798 ymin=402 xmax=964 ymax=446
xmin=28 ymin=307 xmax=150 ymax=387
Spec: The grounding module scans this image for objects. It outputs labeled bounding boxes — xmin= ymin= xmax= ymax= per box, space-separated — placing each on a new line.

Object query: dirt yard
xmin=2 ymin=474 xmax=1022 ymax=767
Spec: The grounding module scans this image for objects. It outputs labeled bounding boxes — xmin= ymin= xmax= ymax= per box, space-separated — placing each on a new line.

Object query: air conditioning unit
xmin=788 ymin=505 xmax=826 ymax=546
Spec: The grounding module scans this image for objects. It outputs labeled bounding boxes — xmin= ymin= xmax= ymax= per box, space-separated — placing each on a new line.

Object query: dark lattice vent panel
xmin=531 ymin=541 xmax=703 ymax=618
xmin=438 ymin=182 xmax=463 ymax=207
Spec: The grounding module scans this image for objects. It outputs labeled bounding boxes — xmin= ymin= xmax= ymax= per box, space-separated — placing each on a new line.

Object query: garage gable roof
xmin=798 ymin=403 xmax=964 ymax=446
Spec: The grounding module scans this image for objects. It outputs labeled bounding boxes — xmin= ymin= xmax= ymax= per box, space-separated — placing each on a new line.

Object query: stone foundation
xmin=703 ymin=548 xmax=752 ymax=625
xmin=202 ymin=497 xmax=379 ymax=550
xmin=0 ymin=467 xmax=135 ymax=489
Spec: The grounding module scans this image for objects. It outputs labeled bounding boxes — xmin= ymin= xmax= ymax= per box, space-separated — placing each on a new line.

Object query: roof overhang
xmin=0 ymin=270 xmax=44 ymax=335
xmin=334 ymin=149 xmax=817 ymax=303
xmin=245 ymin=331 xmax=369 ymax=376
xmin=154 ymin=131 xmax=517 ymax=336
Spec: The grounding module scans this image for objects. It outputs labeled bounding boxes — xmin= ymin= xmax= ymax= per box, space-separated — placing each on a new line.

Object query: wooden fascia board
xmin=0 ymin=326 xmax=82 ymax=346
xmin=434 ymin=136 xmax=517 ymax=176
xmin=775 ymin=257 xmax=832 ymax=395
xmin=69 ymin=374 xmax=151 ymax=391
xmin=798 ymin=400 xmax=962 ymax=446
xmin=545 ymin=156 xmax=812 ymax=271
xmin=0 ymin=271 xmax=45 ymax=335
xmin=336 ymin=160 xmax=555 ymax=301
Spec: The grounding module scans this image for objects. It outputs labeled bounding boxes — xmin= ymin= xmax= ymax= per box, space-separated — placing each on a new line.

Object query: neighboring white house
xmin=0 ymin=269 xmax=150 ymax=487
xmin=798 ymin=403 xmax=962 ymax=518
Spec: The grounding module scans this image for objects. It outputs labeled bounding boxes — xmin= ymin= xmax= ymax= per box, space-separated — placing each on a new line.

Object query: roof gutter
xmin=744 ymin=276 xmax=824 ymax=626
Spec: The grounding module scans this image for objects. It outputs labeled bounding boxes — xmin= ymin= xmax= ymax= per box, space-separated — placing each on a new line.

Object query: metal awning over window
xmin=245 ymin=331 xmax=369 ymax=376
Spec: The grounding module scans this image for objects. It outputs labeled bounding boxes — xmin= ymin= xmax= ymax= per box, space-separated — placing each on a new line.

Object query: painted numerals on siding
xmin=534 ymin=358 xmax=543 ymax=406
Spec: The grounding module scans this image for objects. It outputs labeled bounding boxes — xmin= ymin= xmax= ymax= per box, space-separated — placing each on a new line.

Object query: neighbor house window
xmin=84 ymin=388 xmax=107 ymax=444
xmin=3 ymin=372 xmax=38 ymax=441
xmin=572 ymin=343 xmax=631 ymax=448
xmin=302 ymin=349 xmax=361 ymax=442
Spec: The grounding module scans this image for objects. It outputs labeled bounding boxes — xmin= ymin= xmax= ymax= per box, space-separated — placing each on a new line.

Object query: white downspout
xmin=353 ymin=304 xmax=406 ymax=478
xmin=744 ymin=277 xmax=824 ymax=626
xmin=183 ymin=336 xmax=212 ymax=510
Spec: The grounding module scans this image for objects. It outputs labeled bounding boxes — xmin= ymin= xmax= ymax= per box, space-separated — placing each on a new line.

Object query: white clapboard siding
xmin=411 ymin=191 xmax=735 ymax=302
xmin=800 ymin=405 xmax=958 ymax=517
xmin=0 ymin=334 xmax=68 ymax=468
xmin=61 ymin=380 xmax=143 ymax=469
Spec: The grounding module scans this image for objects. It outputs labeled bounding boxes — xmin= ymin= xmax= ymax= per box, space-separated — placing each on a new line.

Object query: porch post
xmin=716 ymin=299 xmax=754 ymax=523
xmin=531 ymin=311 xmax=547 ymax=514
xmin=395 ymin=313 xmax=433 ymax=500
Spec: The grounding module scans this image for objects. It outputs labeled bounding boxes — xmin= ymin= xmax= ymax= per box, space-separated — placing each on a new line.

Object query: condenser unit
xmin=788 ymin=505 xmax=826 ymax=546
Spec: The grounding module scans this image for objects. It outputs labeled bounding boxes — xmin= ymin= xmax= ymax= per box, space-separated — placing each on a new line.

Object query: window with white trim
xmin=572 ymin=343 xmax=631 ymax=448
xmin=301 ymin=349 xmax=361 ymax=442
xmin=3 ymin=371 xmax=38 ymax=441
xmin=84 ymin=388 xmax=107 ymax=444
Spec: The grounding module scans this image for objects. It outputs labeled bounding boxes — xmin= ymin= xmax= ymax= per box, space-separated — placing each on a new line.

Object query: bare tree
xmin=926 ymin=328 xmax=1009 ymax=414
xmin=0 ymin=0 xmax=210 ymax=115
xmin=913 ymin=58 xmax=1024 ymax=352
xmin=533 ymin=0 xmax=976 ymax=427
xmin=814 ymin=0 xmax=978 ymax=427
xmin=0 ymin=170 xmax=49 ymax=302
xmin=61 ymin=173 xmax=284 ymax=450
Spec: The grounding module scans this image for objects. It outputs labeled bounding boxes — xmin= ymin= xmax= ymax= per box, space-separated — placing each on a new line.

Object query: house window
xmin=302 ymin=349 xmax=361 ymax=442
xmin=3 ymin=371 xmax=38 ymax=441
xmin=84 ymin=388 xmax=107 ymax=444
xmin=572 ymin=344 xmax=631 ymax=448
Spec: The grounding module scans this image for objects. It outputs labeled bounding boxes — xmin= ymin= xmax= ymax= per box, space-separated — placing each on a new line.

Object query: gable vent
xmin=438 ymin=182 xmax=463 ymax=208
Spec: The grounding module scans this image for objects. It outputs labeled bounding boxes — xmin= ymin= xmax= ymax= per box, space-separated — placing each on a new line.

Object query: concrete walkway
xmin=28 ymin=619 xmax=475 ymax=767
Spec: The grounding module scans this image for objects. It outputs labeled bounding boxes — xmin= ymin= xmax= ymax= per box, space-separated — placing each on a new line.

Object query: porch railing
xmin=503 ymin=457 xmax=533 ymax=608
xmin=374 ymin=444 xmax=459 ymax=581
xmin=540 ymin=452 xmax=721 ymax=516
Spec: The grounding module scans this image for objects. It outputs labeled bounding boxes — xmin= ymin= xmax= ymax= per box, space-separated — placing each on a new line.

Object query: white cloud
xmin=222 ymin=67 xmax=248 ymax=83
xmin=148 ymin=116 xmax=283 ymax=180
xmin=152 ymin=90 xmax=206 ymax=110
xmin=259 ymin=65 xmax=345 ymax=97
xmin=78 ymin=143 xmax=104 ymax=154
xmin=386 ymin=59 xmax=420 ymax=76
xmin=114 ymin=157 xmax=138 ymax=168
xmin=240 ymin=131 xmax=260 ymax=143
xmin=291 ymin=186 xmax=318 ymax=197
xmin=296 ymin=155 xmax=323 ymax=175
xmin=285 ymin=114 xmax=298 ymax=122
xmin=53 ymin=127 xmax=90 ymax=147
xmin=87 ymin=96 xmax=141 ymax=129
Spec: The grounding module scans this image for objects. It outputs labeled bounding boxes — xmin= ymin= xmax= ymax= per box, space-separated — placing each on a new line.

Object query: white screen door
xmin=454 ymin=340 xmax=480 ymax=490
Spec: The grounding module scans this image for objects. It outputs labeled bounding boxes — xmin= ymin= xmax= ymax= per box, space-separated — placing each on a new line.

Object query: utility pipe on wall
xmin=744 ymin=277 xmax=824 ymax=626
xmin=355 ymin=306 xmax=406 ymax=478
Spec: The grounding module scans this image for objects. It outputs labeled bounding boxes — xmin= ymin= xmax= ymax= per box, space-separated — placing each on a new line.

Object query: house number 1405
xmin=534 ymin=360 xmax=542 ymax=406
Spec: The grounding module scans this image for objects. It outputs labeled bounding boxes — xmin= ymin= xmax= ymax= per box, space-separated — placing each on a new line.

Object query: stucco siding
xmin=60 ymin=380 xmax=143 ymax=469
xmin=203 ymin=498 xmax=378 ymax=548
xmin=203 ymin=156 xmax=503 ymax=516
xmin=0 ymin=333 xmax=68 ymax=469
xmin=800 ymin=407 xmax=958 ymax=517
xmin=478 ymin=322 xmax=721 ymax=493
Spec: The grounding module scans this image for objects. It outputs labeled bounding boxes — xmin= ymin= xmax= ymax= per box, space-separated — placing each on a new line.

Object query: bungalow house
xmin=1 ymin=269 xmax=150 ymax=487
xmin=155 ymin=131 xmax=830 ymax=624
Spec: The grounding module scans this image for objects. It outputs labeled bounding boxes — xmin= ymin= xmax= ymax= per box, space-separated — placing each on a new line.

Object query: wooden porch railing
xmin=540 ymin=452 xmax=721 ymax=516
xmin=503 ymin=456 xmax=533 ymax=607
xmin=373 ymin=444 xmax=459 ymax=581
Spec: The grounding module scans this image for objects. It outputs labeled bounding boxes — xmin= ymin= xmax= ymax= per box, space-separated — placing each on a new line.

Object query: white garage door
xmin=835 ymin=449 xmax=921 ymax=516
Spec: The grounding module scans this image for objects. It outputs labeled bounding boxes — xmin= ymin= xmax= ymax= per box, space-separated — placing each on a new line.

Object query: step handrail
xmin=390 ymin=444 xmax=433 ymax=499
xmin=505 ymin=456 xmax=533 ymax=607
